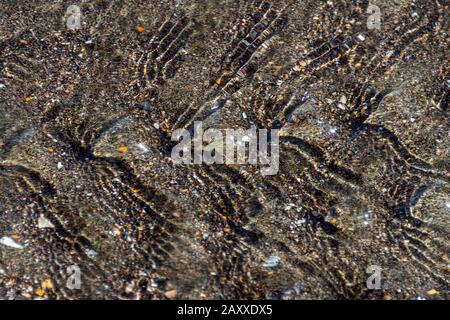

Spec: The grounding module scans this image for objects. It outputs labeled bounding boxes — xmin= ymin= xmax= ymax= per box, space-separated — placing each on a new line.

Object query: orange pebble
xmin=135 ymin=25 xmax=145 ymax=33
xmin=164 ymin=289 xmax=177 ymax=299
xmin=118 ymin=146 xmax=128 ymax=153
xmin=11 ymin=234 xmax=20 ymax=241
xmin=41 ymin=279 xmax=53 ymax=290
xmin=215 ymin=79 xmax=221 ymax=85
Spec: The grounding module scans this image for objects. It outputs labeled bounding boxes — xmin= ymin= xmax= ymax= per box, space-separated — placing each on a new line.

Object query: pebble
xmin=118 ymin=146 xmax=128 ymax=154
xmin=294 ymin=218 xmax=306 ymax=226
xmin=136 ymin=101 xmax=152 ymax=111
xmin=41 ymin=279 xmax=53 ymax=290
xmin=164 ymin=289 xmax=177 ymax=299
xmin=263 ymin=255 xmax=280 ymax=268
xmin=0 ymin=83 xmax=5 ymax=89
xmin=57 ymin=162 xmax=63 ymax=170
xmin=427 ymin=289 xmax=438 ymax=296
xmin=136 ymin=143 xmax=150 ymax=153
xmin=86 ymin=249 xmax=97 ymax=258
xmin=0 ymin=236 xmax=24 ymax=249
xmin=38 ymin=215 xmax=55 ymax=229
xmin=338 ymin=95 xmax=347 ymax=110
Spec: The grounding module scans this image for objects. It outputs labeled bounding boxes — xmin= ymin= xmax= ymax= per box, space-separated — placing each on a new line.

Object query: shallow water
xmin=0 ymin=0 xmax=448 ymax=299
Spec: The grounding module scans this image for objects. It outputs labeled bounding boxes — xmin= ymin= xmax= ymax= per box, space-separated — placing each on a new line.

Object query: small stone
xmin=0 ymin=236 xmax=24 ymax=249
xmin=118 ymin=146 xmax=128 ymax=154
xmin=427 ymin=289 xmax=438 ymax=296
xmin=164 ymin=289 xmax=177 ymax=299
xmin=172 ymin=211 xmax=181 ymax=218
xmin=136 ymin=143 xmax=150 ymax=153
xmin=0 ymin=83 xmax=5 ymax=89
xmin=136 ymin=101 xmax=152 ymax=111
xmin=125 ymin=281 xmax=135 ymax=293
xmin=57 ymin=162 xmax=63 ymax=170
xmin=135 ymin=25 xmax=145 ymax=33
xmin=41 ymin=279 xmax=53 ymax=290
xmin=113 ymin=225 xmax=121 ymax=237
xmin=38 ymin=215 xmax=55 ymax=229
xmin=263 ymin=255 xmax=280 ymax=268
xmin=86 ymin=249 xmax=97 ymax=258
xmin=35 ymin=289 xmax=44 ymax=297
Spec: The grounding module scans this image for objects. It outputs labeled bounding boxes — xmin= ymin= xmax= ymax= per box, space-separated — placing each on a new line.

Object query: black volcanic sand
xmin=0 ymin=0 xmax=448 ymax=299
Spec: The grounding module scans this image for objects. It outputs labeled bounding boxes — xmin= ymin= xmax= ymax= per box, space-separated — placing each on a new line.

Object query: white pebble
xmin=0 ymin=236 xmax=24 ymax=249
xmin=263 ymin=255 xmax=280 ymax=268
xmin=136 ymin=143 xmax=150 ymax=153
xmin=38 ymin=215 xmax=55 ymax=229
xmin=86 ymin=249 xmax=97 ymax=258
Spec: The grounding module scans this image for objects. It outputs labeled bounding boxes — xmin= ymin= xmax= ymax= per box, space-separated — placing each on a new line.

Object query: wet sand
xmin=0 ymin=0 xmax=448 ymax=299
